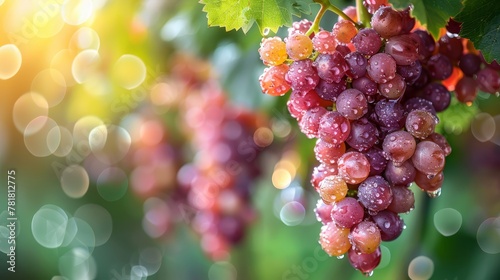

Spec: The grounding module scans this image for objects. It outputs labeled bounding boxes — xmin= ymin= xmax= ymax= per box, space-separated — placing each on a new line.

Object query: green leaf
xmin=455 ymin=0 xmax=500 ymax=63
xmin=391 ymin=0 xmax=463 ymax=39
xmin=200 ymin=0 xmax=312 ymax=34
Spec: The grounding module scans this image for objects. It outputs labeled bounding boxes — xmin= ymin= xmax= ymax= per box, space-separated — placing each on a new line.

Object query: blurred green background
xmin=1 ymin=0 xmax=500 ymax=279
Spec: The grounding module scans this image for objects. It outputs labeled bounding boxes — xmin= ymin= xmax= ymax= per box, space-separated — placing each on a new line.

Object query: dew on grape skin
xmin=426 ymin=188 xmax=441 ymax=198
xmin=363 ymin=271 xmax=374 ymax=277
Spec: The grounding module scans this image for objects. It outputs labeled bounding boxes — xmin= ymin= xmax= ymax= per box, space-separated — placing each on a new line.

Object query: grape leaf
xmin=200 ymin=0 xmax=312 ymax=34
xmin=455 ymin=0 xmax=500 ymax=63
xmin=391 ymin=0 xmax=463 ymax=39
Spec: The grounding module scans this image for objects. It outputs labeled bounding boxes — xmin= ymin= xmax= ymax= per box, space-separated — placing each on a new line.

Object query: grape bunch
xmin=256 ymin=3 xmax=496 ymax=275
xmin=439 ymin=19 xmax=500 ymax=104
xmin=126 ymin=53 xmax=272 ymax=261
xmin=177 ymin=83 xmax=270 ymax=260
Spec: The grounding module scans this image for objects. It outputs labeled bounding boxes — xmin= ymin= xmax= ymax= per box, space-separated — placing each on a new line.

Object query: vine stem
xmin=306 ymin=3 xmax=328 ymax=36
xmin=356 ymin=0 xmax=371 ymax=28
xmin=327 ymin=5 xmax=364 ymax=29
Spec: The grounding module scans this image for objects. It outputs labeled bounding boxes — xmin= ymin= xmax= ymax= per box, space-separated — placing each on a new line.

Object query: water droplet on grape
xmin=427 ymin=188 xmax=441 ymax=198
xmin=341 ymin=123 xmax=348 ymax=132
xmin=363 ymin=270 xmax=374 ymax=277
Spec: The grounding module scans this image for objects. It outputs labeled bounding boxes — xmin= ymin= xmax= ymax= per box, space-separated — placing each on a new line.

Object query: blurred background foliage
xmin=0 ymin=0 xmax=500 ymax=279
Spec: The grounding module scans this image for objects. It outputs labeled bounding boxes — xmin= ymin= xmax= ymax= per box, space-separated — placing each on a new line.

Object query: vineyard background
xmin=0 ymin=0 xmax=500 ymax=279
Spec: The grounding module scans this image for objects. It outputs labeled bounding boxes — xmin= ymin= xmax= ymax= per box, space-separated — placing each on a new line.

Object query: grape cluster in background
xmin=258 ymin=0 xmax=499 ymax=275
xmin=124 ymin=53 xmax=273 ymax=261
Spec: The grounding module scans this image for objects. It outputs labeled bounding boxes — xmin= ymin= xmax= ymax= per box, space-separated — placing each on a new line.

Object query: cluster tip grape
xmin=258 ymin=0 xmax=499 ymax=275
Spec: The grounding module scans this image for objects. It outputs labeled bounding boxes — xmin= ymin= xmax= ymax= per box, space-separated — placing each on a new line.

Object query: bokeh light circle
xmin=24 ymin=117 xmax=60 ymax=157
xmin=150 ymin=82 xmax=178 ymax=107
xmin=91 ymin=0 xmax=108 ymax=9
xmin=139 ymin=120 xmax=164 ymax=146
xmin=51 ymin=276 xmax=68 ymax=280
xmin=272 ymin=118 xmax=292 ymax=138
xmin=72 ymin=116 xmax=104 ymax=158
xmin=0 ymin=211 xmax=16 ymax=254
xmin=471 ymin=112 xmax=495 ymax=142
xmin=280 ymin=201 xmax=306 ymax=226
xmin=208 ymin=261 xmax=237 ymax=280
xmin=142 ymin=197 xmax=170 ymax=238
xmin=73 ymin=116 xmax=104 ymax=140
xmin=34 ymin=0 xmax=65 ymax=38
xmin=13 ymin=92 xmax=49 ymax=135
xmin=69 ymin=27 xmax=100 ymax=51
xmin=51 ymin=49 xmax=77 ymax=86
xmin=378 ymin=245 xmax=391 ymax=269
xmin=52 ymin=126 xmax=74 ymax=157
xmin=68 ymin=218 xmax=96 ymax=254
xmin=120 ymin=113 xmax=142 ymax=143
xmin=131 ymin=265 xmax=148 ymax=279
xmin=31 ymin=69 xmax=67 ymax=107
xmin=272 ymin=168 xmax=292 ymax=189
xmin=74 ymin=204 xmax=112 ymax=246
xmin=89 ymin=124 xmax=131 ymax=164
xmin=476 ymin=217 xmax=500 ymax=254
xmin=72 ymin=49 xmax=100 ymax=84
xmin=58 ymin=247 xmax=96 ymax=280
xmin=139 ymin=247 xmax=163 ymax=276
xmin=60 ymin=165 xmax=89 ymax=198
xmin=61 ymin=217 xmax=78 ymax=247
xmin=0 ymin=44 xmax=22 ymax=79
xmin=253 ymin=127 xmax=274 ymax=147
xmin=0 ymin=225 xmax=10 ymax=254
xmin=490 ymin=115 xmax=500 ymax=146
xmin=61 ymin=0 xmax=93 ymax=25
xmin=31 ymin=205 xmax=69 ymax=248
xmin=433 ymin=208 xmax=462 ymax=236
xmin=408 ymin=256 xmax=434 ymax=280
xmin=0 ymin=226 xmax=10 ymax=254
xmin=112 ymin=54 xmax=147 ymax=89
xmin=96 ymin=167 xmax=129 ymax=201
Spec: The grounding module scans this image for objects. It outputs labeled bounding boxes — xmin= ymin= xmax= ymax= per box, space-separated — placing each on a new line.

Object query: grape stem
xmin=306 ymin=3 xmax=328 ymax=36
xmin=307 ymin=0 xmax=364 ymax=37
xmin=327 ymin=4 xmax=364 ymax=29
xmin=355 ymin=0 xmax=371 ymax=28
